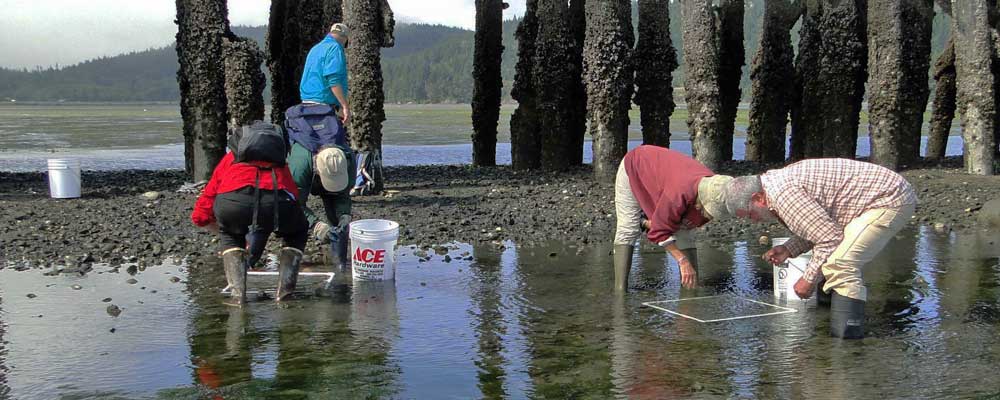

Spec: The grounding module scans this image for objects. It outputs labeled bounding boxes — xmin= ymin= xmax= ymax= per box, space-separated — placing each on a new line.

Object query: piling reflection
xmin=467 ymin=243 xmax=508 ymax=399
xmin=515 ymin=243 xmax=616 ymax=398
xmin=0 ymin=293 xmax=9 ymax=398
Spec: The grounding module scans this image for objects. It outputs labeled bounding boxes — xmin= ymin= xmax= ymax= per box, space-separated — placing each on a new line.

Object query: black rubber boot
xmin=830 ymin=292 xmax=865 ymax=339
xmin=816 ymin=276 xmax=832 ymax=307
xmin=613 ymin=244 xmax=634 ymax=291
xmin=222 ymin=248 xmax=248 ymax=306
xmin=276 ymin=247 xmax=303 ymax=301
xmin=334 ymin=226 xmax=350 ymax=271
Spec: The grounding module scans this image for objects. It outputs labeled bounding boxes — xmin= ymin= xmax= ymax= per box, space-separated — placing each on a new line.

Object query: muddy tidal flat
xmin=1 ymin=158 xmax=998 ymax=270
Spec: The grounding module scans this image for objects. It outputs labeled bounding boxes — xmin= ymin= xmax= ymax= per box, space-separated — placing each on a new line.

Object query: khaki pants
xmin=614 ymin=161 xmax=694 ymax=249
xmin=822 ymin=203 xmax=916 ymax=301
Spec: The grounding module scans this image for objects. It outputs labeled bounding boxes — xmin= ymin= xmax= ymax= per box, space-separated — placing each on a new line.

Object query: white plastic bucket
xmin=349 ymin=219 xmax=400 ymax=281
xmin=772 ymin=237 xmax=812 ymax=301
xmin=47 ymin=158 xmax=81 ymax=199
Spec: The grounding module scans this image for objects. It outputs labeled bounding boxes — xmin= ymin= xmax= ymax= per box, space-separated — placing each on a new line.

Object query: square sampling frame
xmin=642 ymin=294 xmax=797 ymax=323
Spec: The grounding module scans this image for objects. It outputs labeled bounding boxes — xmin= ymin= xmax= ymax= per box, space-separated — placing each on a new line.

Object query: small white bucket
xmin=772 ymin=237 xmax=812 ymax=301
xmin=349 ymin=219 xmax=400 ymax=281
xmin=47 ymin=158 xmax=81 ymax=199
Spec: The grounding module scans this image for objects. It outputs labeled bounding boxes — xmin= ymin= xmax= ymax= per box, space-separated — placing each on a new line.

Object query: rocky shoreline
xmin=2 ymin=157 xmax=998 ymax=270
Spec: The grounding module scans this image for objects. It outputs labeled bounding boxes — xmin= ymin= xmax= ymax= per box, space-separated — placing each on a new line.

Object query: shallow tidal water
xmin=0 ymin=103 xmax=966 ymax=172
xmin=1 ymin=227 xmax=999 ymax=399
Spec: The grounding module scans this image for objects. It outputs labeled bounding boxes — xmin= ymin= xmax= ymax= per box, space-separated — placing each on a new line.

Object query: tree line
xmin=0 ymin=3 xmax=955 ymax=104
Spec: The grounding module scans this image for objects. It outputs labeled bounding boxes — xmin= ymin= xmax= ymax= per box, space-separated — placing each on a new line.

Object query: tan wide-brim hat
xmin=698 ymin=175 xmax=734 ymax=220
xmin=315 ymin=147 xmax=349 ymax=192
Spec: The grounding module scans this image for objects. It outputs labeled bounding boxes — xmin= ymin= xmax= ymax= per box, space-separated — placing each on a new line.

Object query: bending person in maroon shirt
xmin=721 ymin=158 xmax=917 ymax=339
xmin=613 ymin=145 xmax=733 ymax=291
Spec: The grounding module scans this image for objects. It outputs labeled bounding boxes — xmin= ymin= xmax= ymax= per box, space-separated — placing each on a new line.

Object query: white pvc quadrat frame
xmin=642 ymin=295 xmax=798 ymax=323
xmin=221 ymin=271 xmax=336 ymax=296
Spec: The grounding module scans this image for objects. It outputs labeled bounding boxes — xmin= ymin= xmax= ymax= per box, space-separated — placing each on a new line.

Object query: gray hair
xmin=724 ymin=175 xmax=763 ymax=215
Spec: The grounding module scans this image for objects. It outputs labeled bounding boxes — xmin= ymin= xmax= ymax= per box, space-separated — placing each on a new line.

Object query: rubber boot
xmin=815 ymin=276 xmax=832 ymax=307
xmin=613 ymin=244 xmax=634 ymax=291
xmin=222 ymin=248 xmax=248 ymax=306
xmin=830 ymin=292 xmax=865 ymax=339
xmin=276 ymin=247 xmax=303 ymax=301
xmin=333 ymin=226 xmax=351 ymax=271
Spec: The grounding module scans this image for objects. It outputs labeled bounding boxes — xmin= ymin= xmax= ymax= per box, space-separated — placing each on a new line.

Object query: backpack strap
xmin=271 ymin=169 xmax=280 ymax=231
xmin=251 ymin=168 xmax=261 ymax=234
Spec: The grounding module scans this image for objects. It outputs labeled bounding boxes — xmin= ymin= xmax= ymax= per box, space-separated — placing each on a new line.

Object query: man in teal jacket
xmin=287 ymin=141 xmax=356 ymax=268
xmin=300 ymin=22 xmax=350 ymax=124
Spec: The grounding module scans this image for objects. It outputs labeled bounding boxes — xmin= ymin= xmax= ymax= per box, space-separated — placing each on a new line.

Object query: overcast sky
xmin=0 ymin=0 xmax=526 ymax=69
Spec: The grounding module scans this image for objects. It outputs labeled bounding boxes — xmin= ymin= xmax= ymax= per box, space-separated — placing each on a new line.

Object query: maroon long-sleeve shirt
xmin=624 ymin=146 xmax=714 ymax=245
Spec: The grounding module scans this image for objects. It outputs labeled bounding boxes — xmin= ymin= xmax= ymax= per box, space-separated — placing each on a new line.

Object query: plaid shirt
xmin=760 ymin=159 xmax=917 ymax=284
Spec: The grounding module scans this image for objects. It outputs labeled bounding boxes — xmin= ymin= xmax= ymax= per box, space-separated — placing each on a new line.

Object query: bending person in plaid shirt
xmin=722 ymin=158 xmax=917 ymax=339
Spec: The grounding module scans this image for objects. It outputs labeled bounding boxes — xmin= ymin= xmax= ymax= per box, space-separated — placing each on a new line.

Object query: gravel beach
xmin=2 ymin=157 xmax=998 ymax=270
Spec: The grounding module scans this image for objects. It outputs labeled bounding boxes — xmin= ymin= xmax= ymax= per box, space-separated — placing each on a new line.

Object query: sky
xmin=0 ymin=0 xmax=527 ymax=69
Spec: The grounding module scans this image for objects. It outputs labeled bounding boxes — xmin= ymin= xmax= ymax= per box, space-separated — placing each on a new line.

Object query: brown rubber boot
xmin=222 ymin=248 xmax=248 ymax=306
xmin=614 ymin=244 xmax=634 ymax=291
xmin=276 ymin=247 xmax=303 ymax=301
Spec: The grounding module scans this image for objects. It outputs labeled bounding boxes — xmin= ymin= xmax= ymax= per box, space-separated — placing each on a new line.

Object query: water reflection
xmin=1 ymin=227 xmax=1000 ymax=398
xmin=468 ymin=243 xmax=509 ymax=399
xmin=176 ymin=261 xmax=401 ymax=398
xmin=0 ymin=293 xmax=9 ymax=399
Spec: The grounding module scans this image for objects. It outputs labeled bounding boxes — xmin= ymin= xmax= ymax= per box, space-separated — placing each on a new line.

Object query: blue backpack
xmin=284 ymin=103 xmax=347 ymax=153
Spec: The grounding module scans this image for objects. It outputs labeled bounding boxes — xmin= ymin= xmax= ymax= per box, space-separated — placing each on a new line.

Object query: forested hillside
xmin=0 ymin=2 xmax=953 ymax=103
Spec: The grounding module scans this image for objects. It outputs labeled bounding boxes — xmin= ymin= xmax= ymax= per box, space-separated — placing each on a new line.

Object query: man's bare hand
xmin=763 ymin=245 xmax=791 ymax=265
xmin=793 ymin=277 xmax=815 ymax=299
xmin=340 ymin=105 xmax=350 ymax=125
xmin=679 ymin=258 xmax=697 ymax=289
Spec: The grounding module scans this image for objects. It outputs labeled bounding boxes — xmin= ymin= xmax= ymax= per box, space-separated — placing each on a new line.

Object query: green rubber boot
xmin=613 ymin=244 xmax=635 ymax=291
xmin=276 ymin=247 xmax=303 ymax=301
xmin=830 ymin=292 xmax=865 ymax=339
xmin=222 ymin=248 xmax=248 ymax=306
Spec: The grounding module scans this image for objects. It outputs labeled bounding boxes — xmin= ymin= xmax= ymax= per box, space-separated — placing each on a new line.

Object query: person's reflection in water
xmin=186 ymin=260 xmax=255 ymax=395
xmin=468 ymin=244 xmax=508 ymax=398
xmin=632 ymin=242 xmax=667 ymax=291
xmin=696 ymin=241 xmax=741 ymax=293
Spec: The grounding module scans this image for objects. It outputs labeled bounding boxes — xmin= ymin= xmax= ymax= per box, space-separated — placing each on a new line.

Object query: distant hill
xmin=0 ymin=3 xmax=952 ymax=104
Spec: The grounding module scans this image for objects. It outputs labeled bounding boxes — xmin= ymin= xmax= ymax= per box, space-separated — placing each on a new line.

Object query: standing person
xmin=282 ymin=22 xmax=357 ymax=267
xmin=613 ymin=145 xmax=733 ymax=291
xmin=722 ymin=158 xmax=917 ymax=339
xmin=298 ymin=22 xmax=350 ymax=126
xmin=191 ymin=122 xmax=309 ymax=305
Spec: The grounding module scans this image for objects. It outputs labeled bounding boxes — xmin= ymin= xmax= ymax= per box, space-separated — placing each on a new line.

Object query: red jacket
xmin=624 ymin=145 xmax=714 ymax=245
xmin=191 ymin=152 xmax=301 ymax=227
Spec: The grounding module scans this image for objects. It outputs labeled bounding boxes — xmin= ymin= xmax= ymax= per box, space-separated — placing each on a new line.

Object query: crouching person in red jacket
xmin=191 ymin=152 xmax=309 ymax=306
